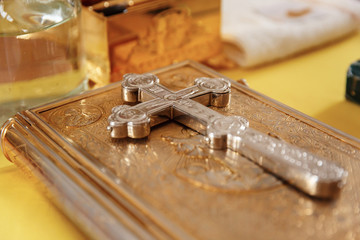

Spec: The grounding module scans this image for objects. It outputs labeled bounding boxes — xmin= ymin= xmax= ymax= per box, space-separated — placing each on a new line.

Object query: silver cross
xmin=108 ymin=73 xmax=347 ymax=199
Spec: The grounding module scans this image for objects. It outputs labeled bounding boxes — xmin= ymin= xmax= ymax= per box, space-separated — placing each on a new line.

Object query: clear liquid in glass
xmin=0 ymin=0 xmax=87 ymax=124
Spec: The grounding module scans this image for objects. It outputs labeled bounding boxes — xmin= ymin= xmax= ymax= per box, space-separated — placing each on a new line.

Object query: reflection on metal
xmin=108 ymin=73 xmax=347 ymax=199
xmin=2 ymin=61 xmax=358 ymax=240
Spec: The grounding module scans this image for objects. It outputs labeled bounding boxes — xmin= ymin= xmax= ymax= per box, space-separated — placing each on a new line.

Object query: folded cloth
xmin=222 ymin=0 xmax=360 ymax=67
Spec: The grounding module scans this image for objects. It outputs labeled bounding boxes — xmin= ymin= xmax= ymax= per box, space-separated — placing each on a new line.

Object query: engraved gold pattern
xmin=164 ymin=134 xmax=282 ymax=192
xmin=50 ymin=104 xmax=103 ymax=127
xmin=33 ymin=62 xmax=360 ymax=240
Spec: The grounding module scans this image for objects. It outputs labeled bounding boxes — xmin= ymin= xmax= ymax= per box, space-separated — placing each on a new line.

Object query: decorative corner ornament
xmin=108 ymin=73 xmax=347 ymax=199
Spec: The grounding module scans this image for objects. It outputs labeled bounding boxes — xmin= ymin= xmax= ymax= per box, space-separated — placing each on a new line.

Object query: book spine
xmin=0 ymin=116 xmax=144 ymax=240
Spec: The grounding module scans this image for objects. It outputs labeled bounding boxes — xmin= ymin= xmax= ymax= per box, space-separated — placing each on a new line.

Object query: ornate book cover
xmin=1 ymin=60 xmax=360 ymax=240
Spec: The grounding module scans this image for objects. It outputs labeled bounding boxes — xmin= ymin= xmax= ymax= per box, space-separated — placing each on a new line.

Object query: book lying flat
xmin=1 ymin=60 xmax=360 ymax=240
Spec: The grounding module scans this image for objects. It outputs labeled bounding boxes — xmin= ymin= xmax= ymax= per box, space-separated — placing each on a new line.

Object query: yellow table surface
xmin=1 ymin=32 xmax=360 ymax=240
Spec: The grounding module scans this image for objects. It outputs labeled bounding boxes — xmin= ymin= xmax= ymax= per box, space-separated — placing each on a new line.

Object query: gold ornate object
xmin=2 ymin=61 xmax=360 ymax=239
xmin=82 ymin=7 xmax=111 ymax=88
xmin=107 ymin=73 xmax=346 ymax=199
xmin=84 ymin=0 xmax=222 ymax=82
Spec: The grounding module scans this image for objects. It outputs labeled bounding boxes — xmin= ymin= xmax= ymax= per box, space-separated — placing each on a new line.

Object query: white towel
xmin=222 ymin=0 xmax=360 ymax=67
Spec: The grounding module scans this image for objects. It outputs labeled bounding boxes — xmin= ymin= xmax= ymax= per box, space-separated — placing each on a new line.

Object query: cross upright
xmin=108 ymin=73 xmax=347 ymax=199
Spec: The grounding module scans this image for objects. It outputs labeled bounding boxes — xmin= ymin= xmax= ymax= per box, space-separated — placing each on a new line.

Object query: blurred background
xmin=1 ymin=0 xmax=360 ymax=239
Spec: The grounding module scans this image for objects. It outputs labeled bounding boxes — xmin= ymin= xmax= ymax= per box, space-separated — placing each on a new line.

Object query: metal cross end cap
xmin=121 ymin=73 xmax=160 ymax=103
xmin=306 ymin=170 xmax=348 ymax=199
xmin=195 ymin=77 xmax=231 ymax=107
xmin=107 ymin=105 xmax=151 ymax=139
xmin=206 ymin=116 xmax=249 ymax=150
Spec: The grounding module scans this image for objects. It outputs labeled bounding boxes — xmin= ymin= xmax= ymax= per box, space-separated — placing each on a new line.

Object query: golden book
xmin=1 ymin=61 xmax=360 ymax=239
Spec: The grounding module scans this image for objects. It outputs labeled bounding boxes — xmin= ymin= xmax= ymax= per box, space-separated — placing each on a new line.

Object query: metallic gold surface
xmin=2 ymin=61 xmax=360 ymax=239
xmin=108 ymin=73 xmax=346 ymax=199
xmin=82 ymin=7 xmax=110 ymax=88
xmin=104 ymin=0 xmax=221 ymax=81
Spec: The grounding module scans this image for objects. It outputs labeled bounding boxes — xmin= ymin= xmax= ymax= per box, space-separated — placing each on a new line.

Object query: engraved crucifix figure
xmin=107 ymin=73 xmax=347 ymax=199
